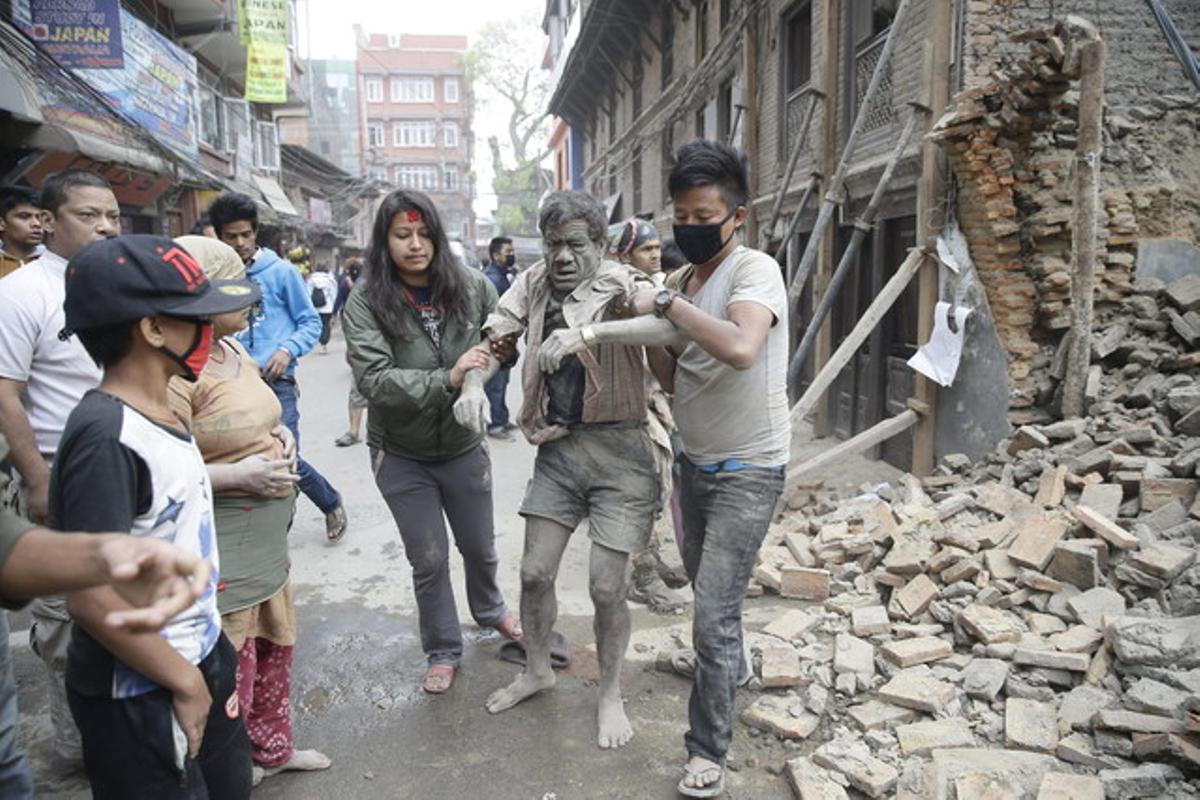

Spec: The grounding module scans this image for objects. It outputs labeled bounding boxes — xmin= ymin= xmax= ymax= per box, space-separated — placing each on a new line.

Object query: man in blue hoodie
xmin=481 ymin=237 xmax=518 ymax=440
xmin=208 ymin=193 xmax=348 ymax=541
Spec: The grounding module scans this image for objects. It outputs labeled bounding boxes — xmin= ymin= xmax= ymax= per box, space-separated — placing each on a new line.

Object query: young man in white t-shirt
xmin=537 ymin=140 xmax=789 ymax=797
xmin=0 ymin=168 xmax=119 ymax=768
xmin=305 ymin=263 xmax=337 ymax=353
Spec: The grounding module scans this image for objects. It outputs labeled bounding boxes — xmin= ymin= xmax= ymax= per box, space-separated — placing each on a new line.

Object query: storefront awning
xmin=253 ymin=175 xmax=300 ymax=217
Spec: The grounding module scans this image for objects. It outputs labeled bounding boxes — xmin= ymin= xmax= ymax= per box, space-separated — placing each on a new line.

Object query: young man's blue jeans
xmin=483 ymin=367 xmax=510 ymax=430
xmin=678 ymin=457 xmax=785 ymax=767
xmin=270 ymin=378 xmax=341 ymax=514
xmin=0 ymin=614 xmax=33 ymax=798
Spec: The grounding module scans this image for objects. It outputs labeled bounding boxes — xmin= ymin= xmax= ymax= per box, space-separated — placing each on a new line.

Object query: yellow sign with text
xmin=245 ymin=41 xmax=288 ymax=103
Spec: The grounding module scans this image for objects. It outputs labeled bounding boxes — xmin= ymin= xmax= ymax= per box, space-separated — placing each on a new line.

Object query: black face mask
xmin=672 ymin=207 xmax=739 ymax=266
xmin=503 ymin=254 xmax=516 ymax=268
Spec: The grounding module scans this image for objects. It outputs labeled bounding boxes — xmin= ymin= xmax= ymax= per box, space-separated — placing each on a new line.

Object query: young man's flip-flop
xmin=678 ymin=756 xmax=724 ymax=798
xmin=325 ymin=505 xmax=348 ymax=542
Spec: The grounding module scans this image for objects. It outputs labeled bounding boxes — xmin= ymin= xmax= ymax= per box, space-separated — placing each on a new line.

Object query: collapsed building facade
xmin=542 ymin=0 xmax=1199 ymax=473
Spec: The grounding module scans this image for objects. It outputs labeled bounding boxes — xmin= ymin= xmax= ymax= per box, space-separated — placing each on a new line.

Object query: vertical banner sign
xmin=240 ymin=0 xmax=289 ymax=104
xmin=23 ymin=0 xmax=124 ymax=69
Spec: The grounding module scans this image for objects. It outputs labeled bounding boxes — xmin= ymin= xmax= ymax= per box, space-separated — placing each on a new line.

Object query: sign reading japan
xmin=75 ymin=9 xmax=200 ymax=161
xmin=25 ymin=0 xmax=124 ymax=69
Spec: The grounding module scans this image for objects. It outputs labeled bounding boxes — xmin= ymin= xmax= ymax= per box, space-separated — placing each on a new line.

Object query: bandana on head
xmin=614 ymin=217 xmax=660 ymax=257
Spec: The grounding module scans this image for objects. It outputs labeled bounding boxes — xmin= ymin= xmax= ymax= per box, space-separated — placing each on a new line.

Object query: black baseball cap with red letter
xmin=62 ymin=234 xmax=261 ymax=335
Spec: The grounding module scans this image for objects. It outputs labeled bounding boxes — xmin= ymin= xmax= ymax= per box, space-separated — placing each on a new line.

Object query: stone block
xmin=760 ymin=645 xmax=805 ymax=688
xmin=1127 ymin=543 xmax=1195 ymax=581
xmin=780 ymin=567 xmax=831 ymax=601
xmin=878 ymin=671 xmax=956 ymax=713
xmin=785 ymin=757 xmax=850 ymax=800
xmin=1165 ymin=273 xmax=1200 ymax=311
xmin=783 ymin=531 xmax=816 ymax=567
xmin=1049 ymin=625 xmax=1104 ymax=653
xmin=896 ymin=717 xmax=975 ymax=756
xmin=928 ymin=748 xmax=1057 ymax=800
xmin=1124 ymin=678 xmax=1189 ymax=719
xmin=1070 ymin=505 xmax=1139 ymax=550
xmin=1008 ymin=425 xmax=1051 ymax=455
xmin=1013 ymin=647 xmax=1091 ymax=672
xmin=847 ymin=699 xmax=920 ymax=731
xmin=1058 ymin=685 xmax=1117 ymax=730
xmin=879 ymin=636 xmax=952 ymax=668
xmin=741 ymin=695 xmax=820 ymax=740
xmin=1130 ymin=732 xmax=1200 ymax=768
xmin=1035 ymin=464 xmax=1068 ymax=508
xmin=1093 ymin=709 xmax=1187 ymax=734
xmin=762 ymin=609 xmax=820 ymax=642
xmin=850 ymin=605 xmax=891 ymax=637
xmin=1018 ymin=568 xmax=1064 ymax=593
xmin=1107 ymin=615 xmax=1200 ymax=668
xmin=1079 ymin=483 xmax=1124 ymax=520
xmin=1139 ymin=478 xmax=1198 ymax=513
xmin=941 ymin=557 xmax=982 ymax=584
xmin=962 ymin=658 xmax=1009 ymax=701
xmin=894 ymin=574 xmax=939 ymax=619
xmin=984 ymin=548 xmax=1019 ymax=580
xmin=1006 ymin=698 xmax=1059 ymax=753
xmin=833 ymin=633 xmax=875 ymax=676
xmin=959 ymin=604 xmax=1024 ymax=644
xmin=1036 ymin=772 xmax=1104 ymax=800
xmin=1067 ymin=587 xmax=1125 ymax=629
xmin=1008 ymin=515 xmax=1068 ymax=570
xmin=1098 ymin=764 xmax=1183 ymax=799
xmin=1057 ymin=733 xmax=1123 ymax=770
xmin=812 ymin=739 xmax=898 ymax=798
xmin=1048 ymin=542 xmax=1100 ymax=590
xmin=753 ymin=562 xmax=783 ymax=592
xmin=1027 ymin=612 xmax=1067 ymax=636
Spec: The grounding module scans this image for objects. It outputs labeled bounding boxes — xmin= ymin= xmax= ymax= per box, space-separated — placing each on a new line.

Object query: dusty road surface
xmin=15 ymin=330 xmax=898 ymax=799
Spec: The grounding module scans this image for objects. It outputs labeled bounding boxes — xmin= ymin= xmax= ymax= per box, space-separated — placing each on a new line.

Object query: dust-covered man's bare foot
xmin=485 ymin=671 xmax=555 ymax=714
xmin=597 ymin=694 xmax=633 ymax=749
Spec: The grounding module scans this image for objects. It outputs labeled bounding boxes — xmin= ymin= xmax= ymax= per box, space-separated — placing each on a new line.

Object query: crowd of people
xmin=0 ymin=136 xmax=787 ymax=798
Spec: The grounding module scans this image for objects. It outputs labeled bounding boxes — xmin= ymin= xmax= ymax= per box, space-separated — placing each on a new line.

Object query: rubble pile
xmin=727 ymin=277 xmax=1200 ymax=797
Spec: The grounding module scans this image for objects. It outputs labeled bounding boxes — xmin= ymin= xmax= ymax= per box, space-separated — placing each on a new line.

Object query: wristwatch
xmin=653 ymin=289 xmax=678 ymax=318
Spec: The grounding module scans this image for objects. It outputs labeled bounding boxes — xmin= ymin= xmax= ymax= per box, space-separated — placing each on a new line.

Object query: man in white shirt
xmin=0 ymin=168 xmax=120 ymax=768
xmin=306 ymin=262 xmax=338 ymax=354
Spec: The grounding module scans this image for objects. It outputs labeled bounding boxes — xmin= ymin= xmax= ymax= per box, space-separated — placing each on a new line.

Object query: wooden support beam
xmin=910 ymin=0 xmax=954 ymax=476
xmin=787 ymin=409 xmax=920 ymax=490
xmin=791 ymin=248 xmax=927 ymax=425
xmin=1062 ymin=29 xmax=1105 ymax=419
xmin=761 ymin=90 xmax=822 ymax=252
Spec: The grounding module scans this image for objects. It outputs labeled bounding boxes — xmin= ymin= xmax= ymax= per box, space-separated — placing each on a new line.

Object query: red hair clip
xmin=406 ymin=209 xmax=421 ymax=223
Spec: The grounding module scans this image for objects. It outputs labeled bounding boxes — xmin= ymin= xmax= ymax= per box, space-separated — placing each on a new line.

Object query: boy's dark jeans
xmin=678 ymin=457 xmax=785 ymax=766
xmin=68 ymin=633 xmax=252 ymax=800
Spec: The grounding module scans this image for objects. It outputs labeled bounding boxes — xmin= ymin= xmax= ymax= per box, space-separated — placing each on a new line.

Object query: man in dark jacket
xmin=480 ymin=237 xmax=517 ymax=439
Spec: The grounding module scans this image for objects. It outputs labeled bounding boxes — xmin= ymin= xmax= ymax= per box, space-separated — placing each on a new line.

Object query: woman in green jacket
xmin=342 ymin=190 xmax=521 ymax=694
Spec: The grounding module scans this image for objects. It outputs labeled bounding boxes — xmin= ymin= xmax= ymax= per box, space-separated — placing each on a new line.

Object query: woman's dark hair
xmin=207 ymin=193 xmax=259 ymax=235
xmin=76 ymin=321 xmax=135 ymax=368
xmin=668 ymin=139 xmax=750 ymax=210
xmin=364 ymin=189 xmax=471 ymax=341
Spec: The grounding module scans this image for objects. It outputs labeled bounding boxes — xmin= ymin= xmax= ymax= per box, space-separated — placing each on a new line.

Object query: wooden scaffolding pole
xmin=787 ymin=409 xmax=920 ymax=491
xmin=759 ymin=91 xmax=822 ymax=252
xmin=787 ymin=107 xmax=926 ymax=386
xmin=790 ymin=247 xmax=927 ymax=425
xmin=1061 ymin=26 xmax=1106 ymax=419
xmin=910 ymin=0 xmax=954 ymax=476
xmin=786 ymin=0 xmax=916 ymax=308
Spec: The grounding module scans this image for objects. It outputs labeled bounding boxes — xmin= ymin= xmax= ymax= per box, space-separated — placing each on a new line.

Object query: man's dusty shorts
xmin=520 ymin=423 xmax=659 ymax=554
xmin=348 ymin=383 xmax=369 ymax=409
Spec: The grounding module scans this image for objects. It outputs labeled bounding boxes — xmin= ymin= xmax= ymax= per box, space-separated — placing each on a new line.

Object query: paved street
xmin=16 ymin=330 xmax=805 ymax=800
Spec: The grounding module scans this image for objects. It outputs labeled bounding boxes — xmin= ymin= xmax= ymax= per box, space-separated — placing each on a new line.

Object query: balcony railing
xmin=783 ymin=84 xmax=819 ymax=158
xmin=854 ymin=31 xmax=897 ymax=134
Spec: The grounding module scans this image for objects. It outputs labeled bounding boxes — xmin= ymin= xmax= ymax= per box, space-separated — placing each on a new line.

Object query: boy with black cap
xmin=52 ymin=234 xmax=259 ymax=799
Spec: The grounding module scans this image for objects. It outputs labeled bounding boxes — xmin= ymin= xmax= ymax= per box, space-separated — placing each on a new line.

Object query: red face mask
xmin=159 ymin=321 xmax=214 ymax=382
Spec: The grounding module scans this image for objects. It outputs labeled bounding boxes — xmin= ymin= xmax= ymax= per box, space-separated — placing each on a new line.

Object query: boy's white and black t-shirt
xmin=50 ymin=390 xmax=222 ymax=699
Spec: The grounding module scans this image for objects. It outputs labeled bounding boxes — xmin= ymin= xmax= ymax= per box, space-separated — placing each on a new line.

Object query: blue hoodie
xmin=235 ymin=248 xmax=320 ymax=378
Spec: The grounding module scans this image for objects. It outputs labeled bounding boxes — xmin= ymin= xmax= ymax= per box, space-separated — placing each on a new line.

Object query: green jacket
xmin=342 ymin=270 xmax=498 ymax=461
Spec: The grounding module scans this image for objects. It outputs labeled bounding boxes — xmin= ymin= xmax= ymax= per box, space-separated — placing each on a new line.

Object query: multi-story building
xmin=544 ymin=0 xmax=1200 ymax=474
xmin=288 ymin=59 xmax=362 ymax=177
xmin=356 ymin=31 xmax=475 ymax=244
